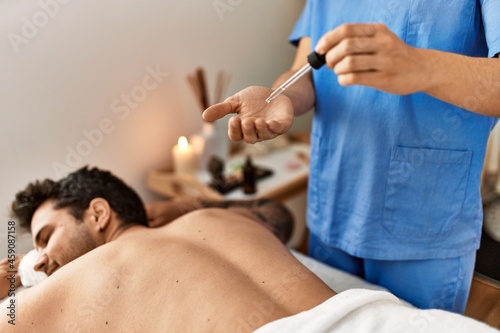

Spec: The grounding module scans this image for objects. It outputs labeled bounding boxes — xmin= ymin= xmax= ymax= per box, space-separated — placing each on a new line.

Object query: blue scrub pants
xmin=308 ymin=233 xmax=476 ymax=314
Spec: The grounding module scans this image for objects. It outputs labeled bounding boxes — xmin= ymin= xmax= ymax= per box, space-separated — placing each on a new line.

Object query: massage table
xmin=255 ymin=249 xmax=499 ymax=333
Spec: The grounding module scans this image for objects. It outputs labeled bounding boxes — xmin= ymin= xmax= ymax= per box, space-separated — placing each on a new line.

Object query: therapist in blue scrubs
xmin=203 ymin=1 xmax=500 ymax=313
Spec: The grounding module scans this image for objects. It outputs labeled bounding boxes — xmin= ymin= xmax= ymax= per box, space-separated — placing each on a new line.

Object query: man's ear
xmin=86 ymin=198 xmax=112 ymax=232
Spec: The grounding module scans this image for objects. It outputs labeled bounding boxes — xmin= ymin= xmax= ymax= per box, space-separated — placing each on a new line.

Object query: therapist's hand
xmin=315 ymin=23 xmax=430 ymax=95
xmin=202 ymin=86 xmax=294 ymax=144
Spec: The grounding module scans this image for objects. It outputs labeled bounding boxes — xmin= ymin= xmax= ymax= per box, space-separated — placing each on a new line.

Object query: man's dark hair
xmin=11 ymin=166 xmax=148 ymax=229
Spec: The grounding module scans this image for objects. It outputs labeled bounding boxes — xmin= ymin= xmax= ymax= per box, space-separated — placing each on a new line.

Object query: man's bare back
xmin=4 ymin=208 xmax=335 ymax=332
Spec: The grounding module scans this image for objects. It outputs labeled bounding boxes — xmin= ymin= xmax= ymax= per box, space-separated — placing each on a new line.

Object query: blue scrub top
xmin=290 ymin=0 xmax=500 ymax=260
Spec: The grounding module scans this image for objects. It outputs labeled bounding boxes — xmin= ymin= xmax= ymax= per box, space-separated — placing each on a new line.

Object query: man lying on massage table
xmin=1 ymin=167 xmax=496 ymax=332
xmin=0 ymin=168 xmax=293 ymax=299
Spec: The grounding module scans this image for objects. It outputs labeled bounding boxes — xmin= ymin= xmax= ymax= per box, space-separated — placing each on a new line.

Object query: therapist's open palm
xmin=202 ymin=86 xmax=294 ymax=144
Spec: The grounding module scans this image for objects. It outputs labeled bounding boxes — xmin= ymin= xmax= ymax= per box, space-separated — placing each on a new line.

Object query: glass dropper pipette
xmin=265 ymin=51 xmax=326 ymax=103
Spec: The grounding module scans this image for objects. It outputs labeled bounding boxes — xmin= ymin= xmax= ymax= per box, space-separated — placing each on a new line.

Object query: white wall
xmin=0 ymin=0 xmax=309 ymax=253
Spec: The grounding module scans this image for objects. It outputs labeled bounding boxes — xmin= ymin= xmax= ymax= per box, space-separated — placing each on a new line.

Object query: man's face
xmin=31 ymin=199 xmax=98 ymax=276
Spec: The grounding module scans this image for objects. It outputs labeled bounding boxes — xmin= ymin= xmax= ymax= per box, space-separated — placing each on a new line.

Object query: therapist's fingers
xmin=228 ymin=109 xmax=291 ymax=144
xmin=324 ymin=37 xmax=379 ymax=69
xmin=202 ymin=98 xmax=238 ymax=122
xmin=315 ymin=23 xmax=379 ymax=55
xmin=241 ymin=118 xmax=259 ymax=144
xmin=255 ymin=118 xmax=277 ymax=142
xmin=266 ymin=119 xmax=290 ymax=135
xmin=334 ymin=54 xmax=382 ymax=75
xmin=228 ymin=116 xmax=244 ymax=142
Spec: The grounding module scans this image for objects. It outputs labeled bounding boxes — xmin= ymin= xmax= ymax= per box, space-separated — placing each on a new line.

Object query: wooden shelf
xmin=147 ymin=143 xmax=310 ymax=202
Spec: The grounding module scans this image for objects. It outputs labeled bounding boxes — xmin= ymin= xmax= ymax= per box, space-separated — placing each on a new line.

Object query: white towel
xmin=18 ymin=249 xmax=47 ymax=287
xmin=254 ymin=289 xmax=498 ymax=333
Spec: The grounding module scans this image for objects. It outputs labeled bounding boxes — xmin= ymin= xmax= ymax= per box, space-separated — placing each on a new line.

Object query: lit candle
xmin=172 ymin=136 xmax=196 ymax=174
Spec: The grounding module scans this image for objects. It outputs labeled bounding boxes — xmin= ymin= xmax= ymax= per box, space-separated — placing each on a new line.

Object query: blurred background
xmin=0 ymin=0 xmax=310 ymax=253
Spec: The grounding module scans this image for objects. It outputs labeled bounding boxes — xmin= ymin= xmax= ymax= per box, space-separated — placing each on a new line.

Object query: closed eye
xmin=35 ymin=226 xmax=53 ymax=250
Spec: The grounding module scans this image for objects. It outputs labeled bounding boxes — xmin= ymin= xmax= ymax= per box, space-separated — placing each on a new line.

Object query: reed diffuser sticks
xmin=186 ymin=68 xmax=231 ymax=113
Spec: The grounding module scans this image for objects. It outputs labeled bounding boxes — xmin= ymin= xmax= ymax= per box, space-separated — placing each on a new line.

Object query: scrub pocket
xmin=383 ymin=146 xmax=472 ymax=238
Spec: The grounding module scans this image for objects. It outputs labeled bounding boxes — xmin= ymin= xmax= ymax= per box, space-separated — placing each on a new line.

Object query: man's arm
xmin=315 ymin=23 xmax=500 ymax=116
xmin=0 ymin=255 xmax=23 ymax=300
xmin=146 ymin=198 xmax=294 ymax=244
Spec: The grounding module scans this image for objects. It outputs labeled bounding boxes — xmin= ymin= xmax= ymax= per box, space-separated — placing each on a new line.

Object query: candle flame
xmin=178 ymin=136 xmax=189 ymax=150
